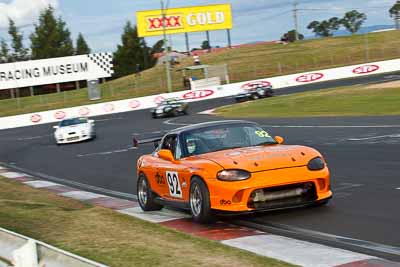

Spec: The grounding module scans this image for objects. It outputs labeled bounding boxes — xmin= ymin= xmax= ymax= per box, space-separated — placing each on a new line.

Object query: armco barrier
xmin=0 ymin=58 xmax=399 ymax=130
xmin=0 ymin=227 xmax=108 ymax=267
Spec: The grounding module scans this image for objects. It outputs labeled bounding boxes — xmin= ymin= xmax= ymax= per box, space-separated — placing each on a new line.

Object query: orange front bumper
xmin=207 ymin=165 xmax=332 ymax=212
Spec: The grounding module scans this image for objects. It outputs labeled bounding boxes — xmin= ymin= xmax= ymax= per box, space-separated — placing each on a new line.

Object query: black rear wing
xmin=133 ymin=136 xmax=163 ymax=148
xmin=132 ymin=130 xmax=170 ymax=148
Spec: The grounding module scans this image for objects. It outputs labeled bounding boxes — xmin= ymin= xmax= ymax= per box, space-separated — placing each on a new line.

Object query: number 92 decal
xmin=255 ymin=130 xmax=270 ymax=138
xmin=166 ymin=171 xmax=182 ymax=198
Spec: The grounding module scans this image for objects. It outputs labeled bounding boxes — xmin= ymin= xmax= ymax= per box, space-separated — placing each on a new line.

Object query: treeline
xmin=281 ymin=2 xmax=400 ymax=43
xmin=0 ymin=6 xmax=164 ymax=78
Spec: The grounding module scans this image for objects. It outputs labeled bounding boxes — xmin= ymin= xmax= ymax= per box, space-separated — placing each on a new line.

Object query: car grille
xmin=247 ymin=182 xmax=317 ymax=210
xmin=67 ymin=136 xmax=79 ymax=141
xmin=68 ymin=132 xmax=76 ymax=135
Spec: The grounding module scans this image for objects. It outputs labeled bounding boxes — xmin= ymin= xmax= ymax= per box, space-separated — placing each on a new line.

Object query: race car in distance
xmin=150 ymin=98 xmax=188 ymax=118
xmin=235 ymin=84 xmax=274 ymax=102
xmin=136 ymin=120 xmax=332 ymax=223
xmin=53 ymin=117 xmax=96 ymax=145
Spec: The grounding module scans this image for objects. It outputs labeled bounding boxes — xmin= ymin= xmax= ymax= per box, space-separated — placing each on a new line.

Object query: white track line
xmin=347 ymin=134 xmax=400 ymax=141
xmin=17 ymin=134 xmax=51 ymax=141
xmin=163 ymin=118 xmax=190 ymax=126
xmin=77 ymin=147 xmax=137 ymax=157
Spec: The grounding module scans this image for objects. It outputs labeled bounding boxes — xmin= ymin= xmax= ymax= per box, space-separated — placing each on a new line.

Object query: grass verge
xmin=216 ymin=82 xmax=400 ymax=118
xmin=0 ymin=176 xmax=294 ymax=267
xmin=1 ymin=31 xmax=400 ymax=117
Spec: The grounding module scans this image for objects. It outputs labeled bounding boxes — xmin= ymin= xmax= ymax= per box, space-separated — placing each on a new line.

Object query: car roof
xmin=167 ymin=120 xmax=258 ymax=135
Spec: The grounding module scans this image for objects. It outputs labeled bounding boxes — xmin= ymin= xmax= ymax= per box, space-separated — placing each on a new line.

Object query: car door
xmin=157 ymin=134 xmax=191 ymax=202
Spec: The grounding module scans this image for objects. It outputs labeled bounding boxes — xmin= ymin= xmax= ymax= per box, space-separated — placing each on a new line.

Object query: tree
xmin=341 ymin=10 xmax=367 ymax=34
xmin=201 ymin=40 xmax=210 ymax=49
xmin=281 ymin=30 xmax=304 ymax=42
xmin=30 ymin=6 xmax=74 ymax=59
xmin=0 ymin=39 xmax=10 ymax=63
xmin=389 ymin=1 xmax=400 ymax=30
xmin=75 ymin=33 xmax=91 ymax=55
xmin=113 ymin=22 xmax=150 ymax=78
xmin=307 ymin=17 xmax=341 ymax=37
xmin=8 ymin=18 xmax=29 ymax=62
xmin=149 ymin=39 xmax=164 ymax=66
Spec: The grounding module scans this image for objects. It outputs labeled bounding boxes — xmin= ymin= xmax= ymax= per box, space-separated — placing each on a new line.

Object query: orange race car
xmin=136 ymin=120 xmax=332 ymax=223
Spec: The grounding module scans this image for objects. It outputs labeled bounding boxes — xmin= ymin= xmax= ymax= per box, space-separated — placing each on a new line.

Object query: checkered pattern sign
xmin=87 ymin=53 xmax=114 ymax=76
xmin=0 ymin=52 xmax=115 ymax=90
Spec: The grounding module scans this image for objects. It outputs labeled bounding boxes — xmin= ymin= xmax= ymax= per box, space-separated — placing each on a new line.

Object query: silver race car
xmin=53 ymin=117 xmax=96 ymax=145
xmin=151 ymin=98 xmax=188 ymax=118
xmin=235 ymin=85 xmax=274 ymax=102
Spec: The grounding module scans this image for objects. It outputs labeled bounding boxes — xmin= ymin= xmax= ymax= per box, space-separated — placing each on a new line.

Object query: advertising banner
xmin=136 ymin=4 xmax=233 ymax=37
xmin=0 ymin=53 xmax=114 ymax=90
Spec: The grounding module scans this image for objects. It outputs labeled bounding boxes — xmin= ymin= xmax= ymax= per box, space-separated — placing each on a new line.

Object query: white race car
xmin=53 ymin=117 xmax=96 ymax=145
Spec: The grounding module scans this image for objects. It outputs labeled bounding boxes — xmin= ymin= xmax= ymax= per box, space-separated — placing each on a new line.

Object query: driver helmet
xmin=187 ymin=138 xmax=197 ymax=154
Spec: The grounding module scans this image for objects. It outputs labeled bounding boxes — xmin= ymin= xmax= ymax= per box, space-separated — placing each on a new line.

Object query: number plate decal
xmin=166 ymin=171 xmax=183 ymax=198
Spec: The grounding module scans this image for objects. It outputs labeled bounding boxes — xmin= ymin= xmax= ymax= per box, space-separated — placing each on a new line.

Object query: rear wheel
xmin=137 ymin=174 xmax=163 ymax=211
xmin=190 ymin=177 xmax=215 ymax=223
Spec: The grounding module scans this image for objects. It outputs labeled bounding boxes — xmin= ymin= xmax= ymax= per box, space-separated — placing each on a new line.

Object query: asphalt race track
xmin=1 ymin=72 xmax=399 ymax=259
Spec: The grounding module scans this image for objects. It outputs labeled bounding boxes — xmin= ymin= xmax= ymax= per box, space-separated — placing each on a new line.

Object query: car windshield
xmin=59 ymin=118 xmax=87 ymax=127
xmin=182 ymin=123 xmax=277 ymax=156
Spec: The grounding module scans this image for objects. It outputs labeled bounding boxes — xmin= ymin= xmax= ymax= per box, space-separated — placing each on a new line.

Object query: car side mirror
xmin=275 ymin=136 xmax=284 ymax=144
xmin=53 ymin=126 xmax=59 ymax=129
xmin=89 ymin=119 xmax=95 ymax=124
xmin=158 ymin=149 xmax=175 ymax=161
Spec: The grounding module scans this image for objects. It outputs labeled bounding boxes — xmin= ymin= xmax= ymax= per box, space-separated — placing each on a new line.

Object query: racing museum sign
xmin=0 ymin=53 xmax=113 ymax=90
xmin=136 ymin=4 xmax=233 ymax=37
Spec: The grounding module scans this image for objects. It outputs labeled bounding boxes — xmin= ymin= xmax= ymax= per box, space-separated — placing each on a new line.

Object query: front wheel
xmin=137 ymin=174 xmax=163 ymax=211
xmin=190 ymin=177 xmax=214 ymax=223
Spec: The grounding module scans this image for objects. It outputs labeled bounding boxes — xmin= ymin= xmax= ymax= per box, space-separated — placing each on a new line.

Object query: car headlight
xmin=217 ymin=169 xmax=251 ymax=181
xmin=307 ymin=157 xmax=325 ymax=171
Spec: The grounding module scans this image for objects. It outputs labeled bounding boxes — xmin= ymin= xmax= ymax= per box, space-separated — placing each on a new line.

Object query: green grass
xmin=0 ymin=176 xmax=295 ymax=267
xmin=1 ymin=31 xmax=400 ymax=117
xmin=216 ymin=83 xmax=400 ymax=118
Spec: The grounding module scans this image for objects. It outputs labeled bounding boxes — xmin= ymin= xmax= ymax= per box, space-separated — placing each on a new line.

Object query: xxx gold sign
xmin=137 ymin=4 xmax=233 ymax=37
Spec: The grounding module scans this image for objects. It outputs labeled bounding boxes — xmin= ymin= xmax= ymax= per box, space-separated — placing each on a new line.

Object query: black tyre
xmin=250 ymin=94 xmax=259 ymax=100
xmin=189 ymin=177 xmax=215 ymax=223
xmin=137 ymin=174 xmax=163 ymax=211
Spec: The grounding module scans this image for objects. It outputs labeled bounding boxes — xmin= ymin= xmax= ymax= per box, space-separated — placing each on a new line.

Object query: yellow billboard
xmin=136 ymin=4 xmax=233 ymax=37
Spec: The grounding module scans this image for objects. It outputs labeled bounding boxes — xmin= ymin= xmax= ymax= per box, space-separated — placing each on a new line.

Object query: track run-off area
xmin=1 ymin=72 xmax=400 ymax=261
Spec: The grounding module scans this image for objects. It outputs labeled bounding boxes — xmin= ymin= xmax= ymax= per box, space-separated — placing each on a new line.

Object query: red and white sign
xmin=54 ymin=111 xmax=66 ymax=120
xmin=129 ymin=100 xmax=140 ymax=109
xmin=154 ymin=96 xmax=166 ymax=104
xmin=353 ymin=65 xmax=379 ymax=75
xmin=147 ymin=15 xmax=183 ymax=31
xmin=79 ymin=107 xmax=90 ymax=116
xmin=31 ymin=114 xmax=42 ymax=123
xmin=182 ymin=89 xmax=214 ymax=99
xmin=241 ymin=81 xmax=271 ymax=90
xmin=296 ymin=73 xmax=324 ymax=83
xmin=103 ymin=103 xmax=114 ymax=113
